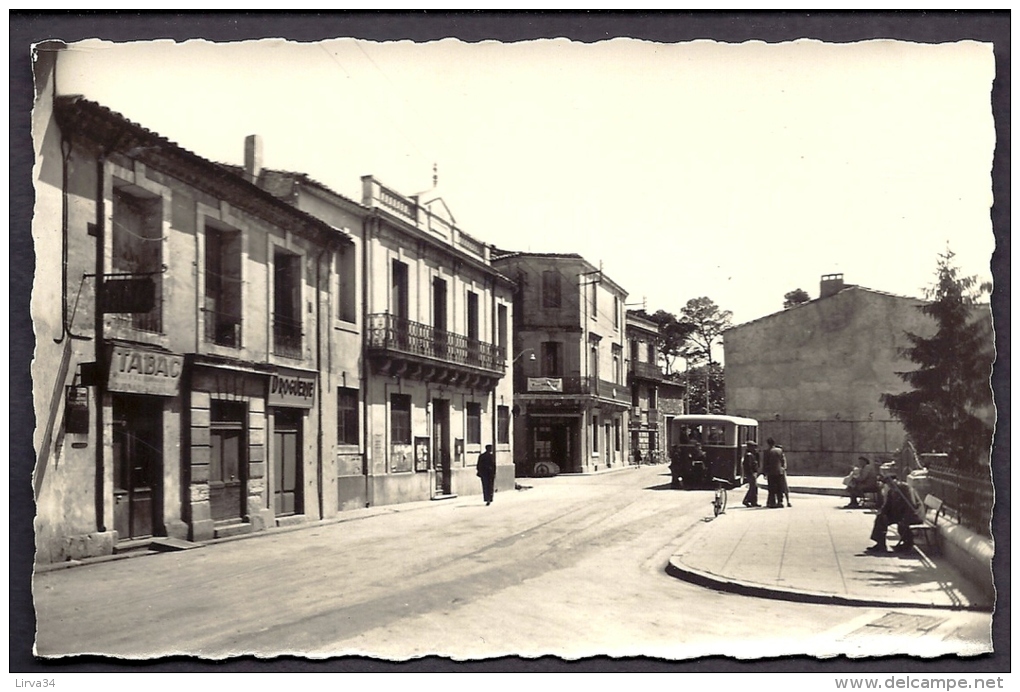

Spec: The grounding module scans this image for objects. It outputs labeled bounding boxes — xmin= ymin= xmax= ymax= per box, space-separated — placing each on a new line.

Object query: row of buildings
xmin=31 ymin=54 xmax=679 ymax=564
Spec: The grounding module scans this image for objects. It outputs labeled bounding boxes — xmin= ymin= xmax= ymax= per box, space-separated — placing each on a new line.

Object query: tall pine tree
xmin=881 ymin=249 xmax=993 ymax=467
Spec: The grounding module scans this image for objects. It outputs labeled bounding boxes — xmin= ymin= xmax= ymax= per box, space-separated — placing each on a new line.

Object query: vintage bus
xmin=667 ymin=414 xmax=759 ymax=488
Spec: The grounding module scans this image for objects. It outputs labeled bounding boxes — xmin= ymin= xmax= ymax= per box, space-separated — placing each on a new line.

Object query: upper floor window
xmin=497 ymin=304 xmax=508 ymax=356
xmin=542 ymin=270 xmax=561 ymax=308
xmin=112 ymin=186 xmax=163 ymax=333
xmin=613 ymin=345 xmax=623 ymax=384
xmin=392 ymin=259 xmax=409 ymax=321
xmin=273 ymin=249 xmax=302 ymax=358
xmin=614 ymin=296 xmax=620 ymax=329
xmin=337 ymin=245 xmax=356 ymax=323
xmin=590 ymin=281 xmax=598 ymax=320
xmin=541 ymin=341 xmax=562 ymax=377
xmin=204 ymin=222 xmax=242 ymax=347
xmin=467 ymin=291 xmax=479 ymax=341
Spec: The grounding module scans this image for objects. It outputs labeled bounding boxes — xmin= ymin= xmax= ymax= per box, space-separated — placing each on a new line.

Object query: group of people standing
xmin=741 ymin=438 xmax=791 ymax=509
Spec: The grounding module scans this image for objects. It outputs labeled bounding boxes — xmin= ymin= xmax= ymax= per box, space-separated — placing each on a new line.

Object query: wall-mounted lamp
xmin=512 ymin=348 xmax=537 ymax=364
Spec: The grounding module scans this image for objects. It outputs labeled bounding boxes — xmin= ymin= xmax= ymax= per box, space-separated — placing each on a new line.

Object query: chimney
xmin=820 ymin=273 xmax=845 ymax=299
xmin=244 ymin=135 xmax=262 ymax=184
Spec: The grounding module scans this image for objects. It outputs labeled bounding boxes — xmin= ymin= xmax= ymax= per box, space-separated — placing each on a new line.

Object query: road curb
xmin=664 ymin=520 xmax=994 ymax=613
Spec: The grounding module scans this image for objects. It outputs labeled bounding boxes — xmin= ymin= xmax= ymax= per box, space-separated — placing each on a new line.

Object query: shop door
xmin=432 ymin=399 xmax=451 ymax=495
xmin=113 ymin=395 xmax=163 ymax=540
xmin=273 ymin=409 xmax=302 ymax=516
xmin=210 ymin=401 xmax=246 ymax=523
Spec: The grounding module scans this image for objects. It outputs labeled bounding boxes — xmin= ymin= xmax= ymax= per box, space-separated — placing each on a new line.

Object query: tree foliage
xmin=679 ymin=297 xmax=733 ymax=365
xmin=683 ymin=361 xmax=725 ymax=415
xmin=647 ymin=309 xmax=696 ymax=376
xmin=783 ymin=288 xmax=811 ymax=308
xmin=881 ymin=249 xmax=993 ymax=466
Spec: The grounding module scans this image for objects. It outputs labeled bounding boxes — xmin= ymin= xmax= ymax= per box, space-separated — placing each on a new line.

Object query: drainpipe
xmin=315 ymin=241 xmax=330 ymax=521
xmin=361 ymin=213 xmax=373 ymax=507
xmin=94 ymin=147 xmax=107 ymax=533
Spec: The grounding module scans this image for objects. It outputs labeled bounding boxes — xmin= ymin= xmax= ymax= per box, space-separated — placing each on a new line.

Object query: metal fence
xmin=924 ymin=456 xmax=994 ymax=538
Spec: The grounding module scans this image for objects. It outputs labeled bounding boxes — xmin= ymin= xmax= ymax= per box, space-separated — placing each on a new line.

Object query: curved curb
xmin=665 ymin=556 xmax=993 ymax=613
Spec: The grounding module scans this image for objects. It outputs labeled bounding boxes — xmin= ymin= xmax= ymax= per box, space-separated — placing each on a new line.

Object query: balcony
xmin=366 ymin=313 xmax=506 ymax=387
xmin=515 ymin=374 xmax=631 ymax=407
xmin=630 ymin=359 xmax=664 ymax=382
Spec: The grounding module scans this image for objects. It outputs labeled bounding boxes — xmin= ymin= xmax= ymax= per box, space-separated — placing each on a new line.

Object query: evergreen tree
xmin=881 ymin=249 xmax=993 ymax=466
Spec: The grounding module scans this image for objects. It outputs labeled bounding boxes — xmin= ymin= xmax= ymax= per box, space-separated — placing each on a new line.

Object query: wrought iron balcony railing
xmin=204 ymin=309 xmax=242 ymax=348
xmin=630 ymin=359 xmax=664 ymax=381
xmin=272 ymin=314 xmax=303 ymax=359
xmin=366 ymin=313 xmax=505 ymax=373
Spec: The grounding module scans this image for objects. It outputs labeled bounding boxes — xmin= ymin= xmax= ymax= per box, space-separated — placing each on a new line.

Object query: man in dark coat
xmin=763 ymin=438 xmax=787 ymax=508
xmin=741 ymin=440 xmax=761 ymax=507
xmin=476 ymin=444 xmax=497 ymax=506
xmin=866 ymin=475 xmax=921 ymax=553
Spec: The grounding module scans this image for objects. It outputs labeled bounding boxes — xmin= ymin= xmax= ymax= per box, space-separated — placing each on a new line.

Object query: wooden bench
xmin=909 ymin=494 xmax=945 ymax=552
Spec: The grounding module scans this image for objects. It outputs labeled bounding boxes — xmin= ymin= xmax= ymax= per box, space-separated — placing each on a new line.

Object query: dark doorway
xmin=273 ymin=409 xmax=303 ymax=517
xmin=432 ymin=399 xmax=451 ymax=496
xmin=112 ymin=395 xmax=163 ymax=540
xmin=532 ymin=419 xmax=576 ymax=474
xmin=209 ymin=401 xmax=247 ymax=523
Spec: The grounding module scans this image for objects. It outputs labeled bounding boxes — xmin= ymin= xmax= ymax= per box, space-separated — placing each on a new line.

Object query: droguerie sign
xmin=268 ymin=368 xmax=317 ymax=409
xmin=107 ymin=345 xmax=183 ymax=396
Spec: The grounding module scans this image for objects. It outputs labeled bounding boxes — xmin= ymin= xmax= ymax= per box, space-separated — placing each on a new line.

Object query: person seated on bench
xmin=846 ymin=456 xmax=880 ymax=508
xmin=865 ymin=475 xmax=921 ymax=554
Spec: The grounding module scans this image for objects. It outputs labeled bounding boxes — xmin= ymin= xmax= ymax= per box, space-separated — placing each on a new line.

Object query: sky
xmin=51 ymin=37 xmax=997 ymax=328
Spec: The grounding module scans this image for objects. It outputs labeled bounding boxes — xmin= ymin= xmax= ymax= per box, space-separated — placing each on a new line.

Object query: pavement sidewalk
xmin=667 ymin=480 xmax=992 ymax=612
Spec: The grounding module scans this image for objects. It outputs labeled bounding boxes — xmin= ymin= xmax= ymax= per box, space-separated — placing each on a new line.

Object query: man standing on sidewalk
xmin=742 ymin=440 xmax=761 ymax=507
xmin=476 ymin=444 xmax=497 ymax=506
xmin=763 ymin=438 xmax=788 ymax=508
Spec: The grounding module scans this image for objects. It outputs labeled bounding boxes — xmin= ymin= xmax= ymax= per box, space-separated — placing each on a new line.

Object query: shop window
xmin=273 ymin=249 xmax=302 ymax=358
xmin=112 ymin=186 xmax=163 ymax=332
xmin=337 ymin=387 xmax=359 ymax=445
xmin=466 ymin=402 xmax=482 ymax=444
xmin=497 ymin=405 xmax=510 ymax=444
xmin=542 ymin=270 xmax=561 ymax=308
xmin=615 ymin=419 xmax=622 ymax=451
xmin=204 ymin=222 xmax=242 ymax=347
xmin=592 ymin=415 xmax=600 ymax=453
xmin=390 ymin=393 xmax=411 ymax=445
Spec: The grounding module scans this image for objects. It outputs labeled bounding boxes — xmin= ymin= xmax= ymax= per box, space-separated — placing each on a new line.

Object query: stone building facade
xmin=491 ymin=252 xmax=631 ymax=476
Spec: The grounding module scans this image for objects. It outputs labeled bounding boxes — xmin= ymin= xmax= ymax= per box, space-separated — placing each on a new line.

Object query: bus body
xmin=667 ymin=414 xmax=759 ymax=488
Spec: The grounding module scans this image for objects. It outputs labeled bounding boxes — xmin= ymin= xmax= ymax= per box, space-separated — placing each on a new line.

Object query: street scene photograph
xmin=18 ymin=15 xmax=1005 ymax=674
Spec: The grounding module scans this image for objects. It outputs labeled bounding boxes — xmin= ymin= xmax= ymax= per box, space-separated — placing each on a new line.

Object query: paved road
xmin=33 ymin=465 xmax=991 ymax=660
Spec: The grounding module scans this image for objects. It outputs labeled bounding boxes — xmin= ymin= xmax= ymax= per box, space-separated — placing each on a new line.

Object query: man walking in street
xmin=476 ymin=444 xmax=497 ymax=506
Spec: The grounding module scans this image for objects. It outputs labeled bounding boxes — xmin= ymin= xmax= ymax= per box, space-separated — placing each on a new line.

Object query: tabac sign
xmin=268 ymin=367 xmax=317 ymax=409
xmin=107 ymin=344 xmax=184 ymax=396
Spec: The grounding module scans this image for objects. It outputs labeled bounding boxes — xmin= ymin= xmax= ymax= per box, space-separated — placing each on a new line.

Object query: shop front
xmin=186 ymin=359 xmax=270 ymax=541
xmin=105 ymin=342 xmax=185 ymax=543
xmin=267 ymin=366 xmax=317 ymax=522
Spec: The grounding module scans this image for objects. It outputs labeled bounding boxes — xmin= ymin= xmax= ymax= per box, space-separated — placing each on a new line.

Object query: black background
xmin=10 ymin=11 xmax=1010 ymax=674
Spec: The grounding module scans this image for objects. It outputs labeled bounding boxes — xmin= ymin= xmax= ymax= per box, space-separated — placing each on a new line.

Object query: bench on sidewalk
xmin=908 ymin=494 xmax=945 ymax=553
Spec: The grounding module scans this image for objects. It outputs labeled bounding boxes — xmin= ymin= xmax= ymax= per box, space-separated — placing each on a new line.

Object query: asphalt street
xmin=33 ymin=464 xmax=992 ymax=660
